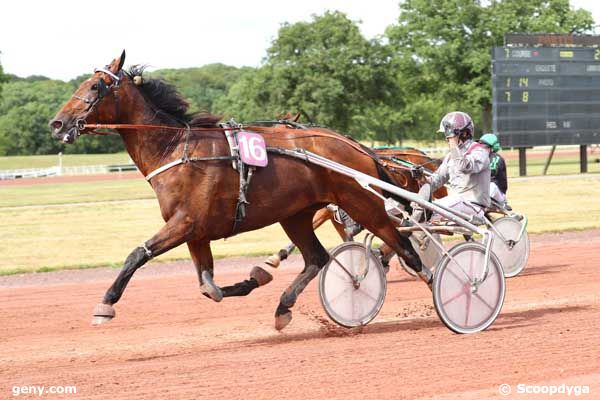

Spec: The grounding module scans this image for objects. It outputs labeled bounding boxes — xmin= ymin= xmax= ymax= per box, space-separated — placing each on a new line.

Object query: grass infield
xmin=1 ymin=174 xmax=600 ymax=274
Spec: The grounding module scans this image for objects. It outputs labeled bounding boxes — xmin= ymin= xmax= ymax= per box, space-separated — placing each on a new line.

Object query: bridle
xmin=69 ymin=67 xmax=123 ymax=138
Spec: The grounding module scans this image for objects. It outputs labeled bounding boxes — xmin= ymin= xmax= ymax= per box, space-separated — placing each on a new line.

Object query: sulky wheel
xmin=490 ymin=216 xmax=530 ymax=278
xmin=319 ymin=242 xmax=386 ymax=328
xmin=432 ymin=242 xmax=505 ymax=334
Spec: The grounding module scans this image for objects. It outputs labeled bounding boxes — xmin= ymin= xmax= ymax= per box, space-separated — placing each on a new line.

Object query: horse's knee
xmin=125 ymin=246 xmax=152 ymax=269
xmin=102 ymin=246 xmax=151 ymax=305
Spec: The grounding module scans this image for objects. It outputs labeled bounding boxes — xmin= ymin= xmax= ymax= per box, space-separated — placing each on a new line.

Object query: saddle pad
xmin=237 ymin=131 xmax=268 ymax=167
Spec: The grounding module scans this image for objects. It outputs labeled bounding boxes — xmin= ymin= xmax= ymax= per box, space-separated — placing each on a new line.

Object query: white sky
xmin=0 ymin=0 xmax=599 ymax=81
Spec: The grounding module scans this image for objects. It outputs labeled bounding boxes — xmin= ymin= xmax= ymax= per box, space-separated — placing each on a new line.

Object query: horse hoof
xmin=265 ymin=254 xmax=281 ymax=268
xmin=92 ymin=316 xmax=113 ymax=325
xmin=250 ymin=266 xmax=273 ymax=286
xmin=91 ymin=303 xmax=115 ymax=326
xmin=275 ymin=311 xmax=292 ymax=331
xmin=200 ymin=271 xmax=223 ymax=302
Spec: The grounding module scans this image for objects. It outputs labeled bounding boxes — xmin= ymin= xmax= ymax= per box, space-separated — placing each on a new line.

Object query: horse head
xmin=49 ymin=50 xmax=127 ymax=144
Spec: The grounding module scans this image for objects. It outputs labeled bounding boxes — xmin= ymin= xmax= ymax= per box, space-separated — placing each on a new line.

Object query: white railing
xmin=0 ymin=166 xmax=61 ymax=180
xmin=0 ymin=164 xmax=141 ymax=180
xmin=61 ymin=165 xmax=109 ymax=175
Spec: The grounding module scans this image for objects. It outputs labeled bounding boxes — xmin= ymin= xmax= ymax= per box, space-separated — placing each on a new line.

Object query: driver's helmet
xmin=479 ymin=133 xmax=501 ymax=152
xmin=437 ymin=111 xmax=474 ymax=138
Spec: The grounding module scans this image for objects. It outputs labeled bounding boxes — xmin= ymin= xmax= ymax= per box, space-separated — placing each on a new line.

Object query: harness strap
xmin=144 ymin=155 xmax=236 ymax=181
xmin=145 ymin=158 xmax=184 ymax=181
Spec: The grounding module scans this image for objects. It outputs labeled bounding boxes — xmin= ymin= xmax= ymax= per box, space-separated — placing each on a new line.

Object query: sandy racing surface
xmin=1 ymin=230 xmax=599 ymax=399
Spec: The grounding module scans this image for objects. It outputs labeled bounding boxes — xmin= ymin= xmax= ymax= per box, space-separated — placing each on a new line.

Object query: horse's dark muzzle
xmin=49 ymin=118 xmax=79 ymax=143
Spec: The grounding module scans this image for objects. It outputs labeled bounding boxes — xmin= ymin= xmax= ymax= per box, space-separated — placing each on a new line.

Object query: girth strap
xmin=220 ymin=122 xmax=255 ymax=237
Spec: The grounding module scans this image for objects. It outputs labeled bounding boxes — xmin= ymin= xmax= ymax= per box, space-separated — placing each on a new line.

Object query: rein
xmin=83 ymin=123 xmax=241 ymax=132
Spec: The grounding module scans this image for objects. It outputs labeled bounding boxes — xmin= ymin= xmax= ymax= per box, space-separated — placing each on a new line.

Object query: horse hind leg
xmin=275 ymin=209 xmax=331 ymax=330
xmin=264 ymin=243 xmax=296 ymax=268
xmin=338 ymin=197 xmax=433 ymax=287
xmin=188 ymin=240 xmax=273 ymax=301
xmin=264 ymin=206 xmax=332 ymax=268
xmin=220 ymin=266 xmax=273 ymax=297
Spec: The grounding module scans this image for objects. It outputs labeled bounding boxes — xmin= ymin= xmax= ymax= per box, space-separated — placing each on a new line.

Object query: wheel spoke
xmin=442 ymin=289 xmax=466 ymax=306
xmin=357 ymin=287 xmax=379 ymax=303
xmin=331 ymin=256 xmax=357 ymax=282
xmin=330 ymin=267 xmax=352 ymax=283
xmin=473 ymin=292 xmax=496 ymax=311
xmin=328 ymin=286 xmax=353 ymax=306
xmin=468 ymin=250 xmax=475 ymax=280
xmin=445 ymin=266 xmax=468 ymax=286
xmin=464 ymin=292 xmax=472 ymax=326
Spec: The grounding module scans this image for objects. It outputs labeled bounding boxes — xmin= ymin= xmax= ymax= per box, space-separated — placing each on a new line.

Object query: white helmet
xmin=437 ymin=111 xmax=474 ymax=138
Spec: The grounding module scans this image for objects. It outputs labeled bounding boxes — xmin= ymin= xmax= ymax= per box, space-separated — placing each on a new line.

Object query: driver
xmin=414 ymin=111 xmax=491 ymax=223
xmin=479 ymin=133 xmax=509 ymax=207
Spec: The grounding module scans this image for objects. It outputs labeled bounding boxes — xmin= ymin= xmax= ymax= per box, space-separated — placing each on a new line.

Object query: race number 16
xmin=237 ymin=131 xmax=268 ymax=167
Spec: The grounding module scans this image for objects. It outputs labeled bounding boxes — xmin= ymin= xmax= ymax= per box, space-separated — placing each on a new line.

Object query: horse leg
xmin=187 ymin=240 xmax=224 ymax=302
xmin=378 ymin=232 xmax=431 ymax=283
xmin=264 ymin=243 xmax=296 ymax=268
xmin=331 ymin=213 xmax=352 ymax=241
xmin=274 ymin=209 xmax=331 ymax=330
xmin=337 ymin=199 xmax=433 ymax=287
xmin=264 ymin=206 xmax=333 ymax=267
xmin=188 ymin=240 xmax=273 ymax=301
xmin=220 ymin=264 xmax=273 ymax=297
xmin=374 ymin=243 xmax=396 ymax=272
xmin=92 ymin=213 xmax=194 ymax=325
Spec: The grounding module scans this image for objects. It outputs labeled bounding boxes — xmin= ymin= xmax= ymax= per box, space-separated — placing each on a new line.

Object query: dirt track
xmin=1 ymin=230 xmax=599 ymax=399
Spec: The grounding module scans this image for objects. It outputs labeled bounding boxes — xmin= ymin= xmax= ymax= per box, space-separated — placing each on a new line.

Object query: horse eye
xmin=91 ymin=83 xmax=98 ymax=91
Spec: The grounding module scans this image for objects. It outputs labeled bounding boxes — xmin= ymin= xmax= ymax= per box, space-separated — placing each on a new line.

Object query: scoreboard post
xmin=492 ymin=34 xmax=600 ymax=175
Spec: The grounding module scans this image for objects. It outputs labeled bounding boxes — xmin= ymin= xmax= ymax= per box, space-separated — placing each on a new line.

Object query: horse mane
xmin=127 ymin=65 xmax=221 ymax=128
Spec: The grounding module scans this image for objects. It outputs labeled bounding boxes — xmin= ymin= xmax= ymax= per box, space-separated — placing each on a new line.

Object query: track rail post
xmin=518 ymin=148 xmax=527 ymax=177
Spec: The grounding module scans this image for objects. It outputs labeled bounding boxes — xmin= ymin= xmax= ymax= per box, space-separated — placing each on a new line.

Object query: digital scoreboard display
xmin=492 ymin=47 xmax=600 ymax=147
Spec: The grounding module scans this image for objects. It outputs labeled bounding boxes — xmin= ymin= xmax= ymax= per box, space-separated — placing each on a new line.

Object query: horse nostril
xmin=51 ymin=120 xmax=63 ymax=131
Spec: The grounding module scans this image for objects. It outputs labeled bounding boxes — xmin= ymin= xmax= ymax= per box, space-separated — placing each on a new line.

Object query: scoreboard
xmin=492 ymin=46 xmax=600 ymax=147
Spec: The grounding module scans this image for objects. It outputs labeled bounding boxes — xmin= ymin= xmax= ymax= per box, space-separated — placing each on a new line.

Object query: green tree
xmin=216 ymin=11 xmax=400 ymax=138
xmin=386 ymin=0 xmax=595 ymax=138
xmin=0 ymin=52 xmax=7 ymax=100
xmin=0 ymin=78 xmax=123 ymax=155
xmin=154 ymin=64 xmax=251 ymax=114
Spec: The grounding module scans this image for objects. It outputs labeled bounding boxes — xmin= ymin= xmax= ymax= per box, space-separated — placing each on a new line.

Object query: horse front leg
xmin=92 ymin=212 xmax=194 ymax=325
xmin=188 ymin=240 xmax=273 ymax=302
xmin=188 ymin=240 xmax=224 ymax=302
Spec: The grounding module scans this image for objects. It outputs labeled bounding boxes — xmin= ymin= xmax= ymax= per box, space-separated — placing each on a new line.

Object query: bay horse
xmin=49 ymin=51 xmax=431 ymax=330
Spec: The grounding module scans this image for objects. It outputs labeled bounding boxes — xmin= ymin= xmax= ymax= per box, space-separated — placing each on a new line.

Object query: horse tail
xmin=374 ymin=159 xmax=412 ymax=211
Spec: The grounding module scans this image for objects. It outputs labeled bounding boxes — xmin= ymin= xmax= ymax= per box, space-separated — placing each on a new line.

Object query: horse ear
xmin=117 ymin=50 xmax=126 ymax=71
xmin=108 ymin=50 xmax=126 ymax=73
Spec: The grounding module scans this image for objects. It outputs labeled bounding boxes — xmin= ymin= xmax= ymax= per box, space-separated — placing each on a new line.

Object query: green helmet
xmin=479 ymin=133 xmax=501 ymax=152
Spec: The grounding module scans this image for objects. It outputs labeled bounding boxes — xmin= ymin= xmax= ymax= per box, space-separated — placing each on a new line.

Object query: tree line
xmin=0 ymin=0 xmax=594 ymax=156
